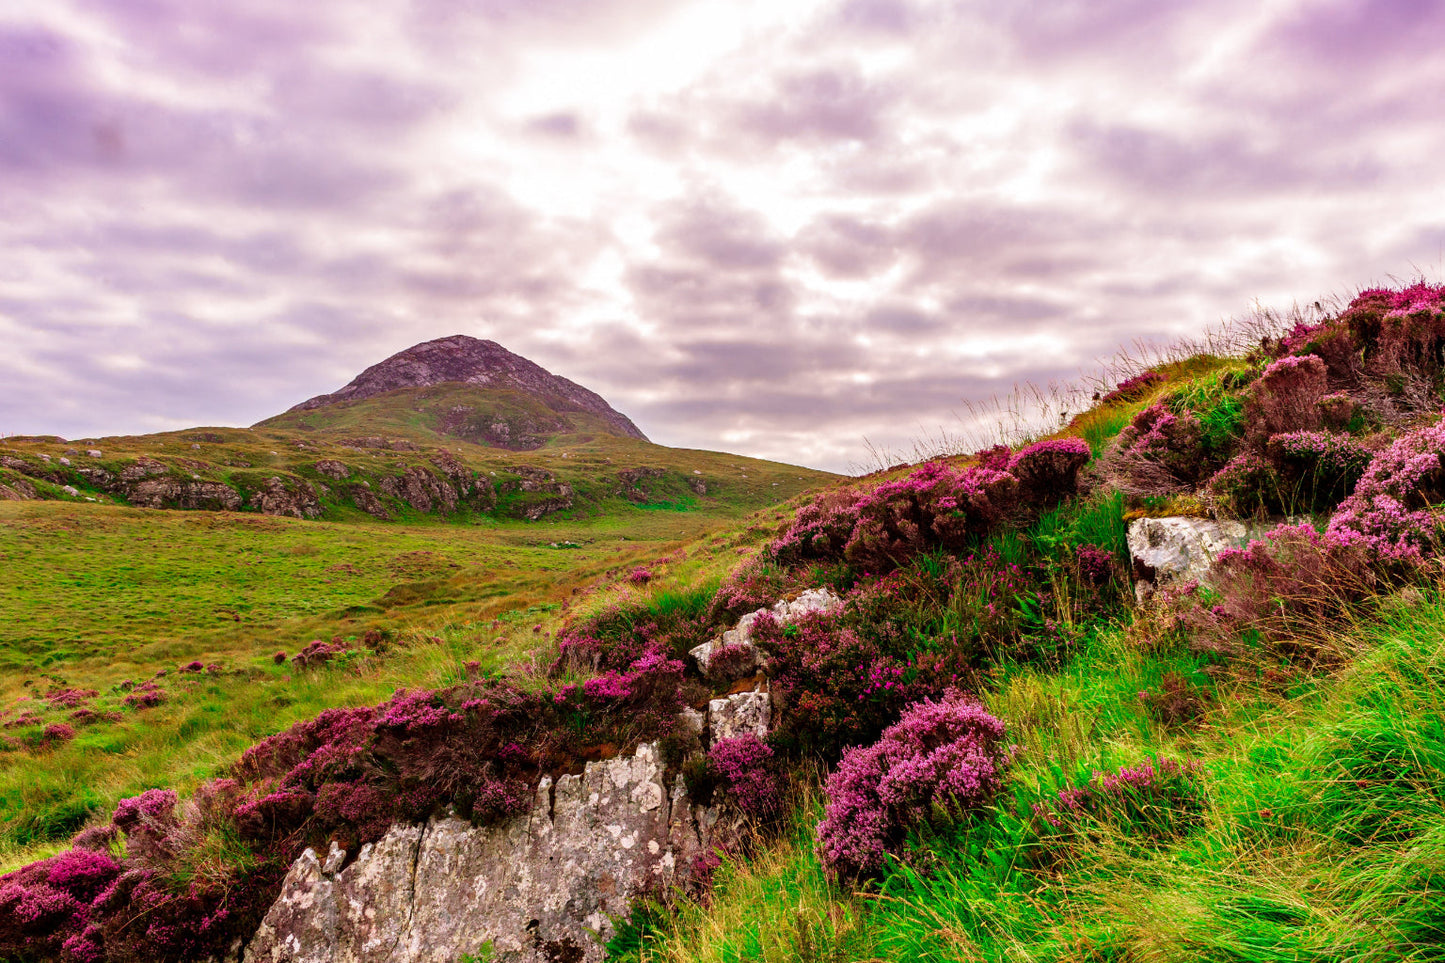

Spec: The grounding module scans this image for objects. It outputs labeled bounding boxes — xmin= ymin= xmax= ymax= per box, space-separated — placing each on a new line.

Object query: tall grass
xmin=619 ymin=590 xmax=1445 ymax=963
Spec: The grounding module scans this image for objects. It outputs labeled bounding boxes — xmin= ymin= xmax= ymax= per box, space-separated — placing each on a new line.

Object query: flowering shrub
xmin=768 ymin=488 xmax=863 ymax=565
xmin=971 ymin=444 xmax=1012 ymax=470
xmin=1243 ymin=355 xmax=1327 ymax=443
xmin=290 ymin=637 xmax=351 ymax=669
xmin=1100 ymin=403 xmax=1208 ymax=497
xmin=1075 ymin=545 xmax=1117 ymax=586
xmin=41 ymin=723 xmax=76 ymax=746
xmin=1327 ymin=419 xmax=1445 ymax=562
xmin=1137 ymin=673 xmax=1212 ymax=730
xmin=751 ymin=608 xmax=953 ymax=759
xmin=1098 ymin=370 xmax=1165 ymax=406
xmin=1033 ymin=756 xmax=1208 ymax=844
xmin=1266 ymin=430 xmax=1371 ymax=511
xmin=1207 ymin=430 xmax=1369 ymax=518
xmin=706 ymin=735 xmax=782 ymax=819
xmin=627 ymin=566 xmax=653 ymax=586
xmin=706 ymin=559 xmax=795 ymax=624
xmin=45 ymin=688 xmax=98 ymax=710
xmin=1007 ymin=438 xmax=1091 ymax=506
xmin=816 ymin=695 xmax=1008 ymax=879
xmin=842 ymin=462 xmax=1018 ymax=572
xmin=0 ymin=848 xmax=121 ymax=961
xmin=1185 ymin=522 xmax=1383 ymax=656
xmin=121 ymin=681 xmax=166 ymax=711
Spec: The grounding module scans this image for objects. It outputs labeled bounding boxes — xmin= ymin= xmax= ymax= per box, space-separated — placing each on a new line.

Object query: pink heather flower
xmin=816 ymin=694 xmax=1008 ymax=878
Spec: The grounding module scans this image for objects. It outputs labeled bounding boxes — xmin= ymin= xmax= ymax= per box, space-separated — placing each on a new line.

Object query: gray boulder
xmin=244 ymin=743 xmax=715 ymax=963
xmin=1127 ymin=515 xmax=1279 ymax=599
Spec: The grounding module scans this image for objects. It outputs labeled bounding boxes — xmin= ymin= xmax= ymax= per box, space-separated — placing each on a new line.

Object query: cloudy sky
xmin=3 ymin=0 xmax=1443 ymax=473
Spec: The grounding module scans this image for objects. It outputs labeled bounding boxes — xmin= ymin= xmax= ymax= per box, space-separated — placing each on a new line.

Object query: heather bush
xmin=1075 ymin=545 xmax=1117 ymax=586
xmin=1243 ymin=354 xmax=1327 ymax=443
xmin=1098 ymin=370 xmax=1164 ymax=406
xmin=553 ymin=583 xmax=715 ymax=675
xmin=1265 ymin=430 xmax=1371 ymax=513
xmin=816 ymin=695 xmax=1008 ymax=879
xmin=768 ymin=488 xmax=863 ymax=566
xmin=706 ymin=734 xmax=782 ymax=820
xmin=1032 ymin=755 xmax=1208 ymax=845
xmin=1136 ymin=672 xmax=1213 ymax=730
xmin=1006 ymin=438 xmax=1091 ymax=507
xmin=1326 ymin=418 xmax=1445 ymax=562
xmin=0 ymin=848 xmax=122 ymax=960
xmin=841 ymin=462 xmax=1018 ymax=573
xmin=1099 ymin=402 xmax=1209 ymax=497
xmin=1207 ymin=429 xmax=1370 ymax=518
xmin=707 ymin=558 xmax=794 ymax=624
xmin=772 ymin=452 xmax=1092 ymax=577
xmin=751 ymin=608 xmax=950 ymax=760
xmin=1184 ymin=522 xmax=1384 ymax=657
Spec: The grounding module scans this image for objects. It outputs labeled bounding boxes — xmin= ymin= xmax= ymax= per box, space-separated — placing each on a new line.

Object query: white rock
xmin=689 ymin=588 xmax=842 ymax=679
xmin=245 ymin=741 xmax=718 ymax=963
xmin=1126 ymin=516 xmax=1255 ymax=600
xmin=709 ymin=689 xmax=772 ymax=741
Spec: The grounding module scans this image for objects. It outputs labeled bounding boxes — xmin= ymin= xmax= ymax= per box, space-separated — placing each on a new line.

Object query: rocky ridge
xmin=242 ymin=591 xmax=841 ymax=963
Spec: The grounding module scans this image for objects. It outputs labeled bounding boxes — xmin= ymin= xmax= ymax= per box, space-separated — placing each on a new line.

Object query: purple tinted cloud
xmin=2 ymin=0 xmax=1443 ymax=473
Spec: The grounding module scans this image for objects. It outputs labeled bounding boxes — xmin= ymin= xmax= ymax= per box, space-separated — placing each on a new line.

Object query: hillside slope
xmin=7 ymin=282 xmax=1445 ymax=963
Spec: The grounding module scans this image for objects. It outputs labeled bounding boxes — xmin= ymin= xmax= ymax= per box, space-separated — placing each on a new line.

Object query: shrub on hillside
xmin=1007 ymin=439 xmax=1091 ymax=507
xmin=751 ymin=609 xmax=946 ymax=759
xmin=1327 ymin=418 xmax=1445 ymax=562
xmin=1243 ymin=354 xmax=1327 ymax=444
xmin=768 ymin=488 xmax=863 ymax=566
xmin=772 ymin=453 xmax=1087 ymax=576
xmin=1207 ymin=430 xmax=1370 ymax=518
xmin=552 ymin=588 xmax=714 ymax=675
xmin=1098 ymin=370 xmax=1165 ymax=407
xmin=842 ymin=462 xmax=1018 ymax=572
xmin=707 ymin=558 xmax=794 ymax=624
xmin=1032 ymin=755 xmax=1208 ymax=845
xmin=1184 ymin=522 xmax=1384 ymax=657
xmin=1098 ymin=402 xmax=1209 ymax=497
xmin=705 ymin=734 xmax=782 ymax=820
xmin=816 ymin=695 xmax=1008 ymax=879
xmin=0 ymin=848 xmax=121 ymax=962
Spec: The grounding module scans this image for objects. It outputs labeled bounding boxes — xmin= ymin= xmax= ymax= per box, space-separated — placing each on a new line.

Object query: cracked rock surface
xmin=243 ymin=744 xmax=714 ymax=963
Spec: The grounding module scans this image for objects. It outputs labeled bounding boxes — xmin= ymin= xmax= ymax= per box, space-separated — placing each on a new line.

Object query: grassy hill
xmin=0 ymin=378 xmax=834 ymax=869
xmin=7 ymin=282 xmax=1445 ymax=963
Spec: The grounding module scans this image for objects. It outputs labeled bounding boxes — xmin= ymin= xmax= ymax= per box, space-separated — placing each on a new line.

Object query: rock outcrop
xmin=285 ymin=336 xmax=648 ymax=442
xmin=127 ymin=478 xmax=244 ymax=512
xmin=1126 ymin=516 xmax=1279 ymax=599
xmin=246 ymin=604 xmax=784 ymax=963
xmin=690 ymin=587 xmax=842 ymax=680
xmin=245 ymin=744 xmax=709 ymax=963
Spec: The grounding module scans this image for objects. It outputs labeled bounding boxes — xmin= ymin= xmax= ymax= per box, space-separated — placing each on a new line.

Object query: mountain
xmin=278 ymin=335 xmax=648 ymax=443
xmin=1 ymin=336 xmax=837 ymax=524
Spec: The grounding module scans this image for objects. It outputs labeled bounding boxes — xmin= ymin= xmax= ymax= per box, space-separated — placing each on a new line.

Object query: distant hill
xmin=0 ymin=336 xmax=837 ymax=523
xmin=272 ymin=336 xmax=647 ymax=446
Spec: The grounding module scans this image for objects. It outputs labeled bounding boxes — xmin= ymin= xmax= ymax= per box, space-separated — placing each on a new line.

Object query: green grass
xmin=616 ymin=590 xmax=1445 ymax=963
xmin=0 ymin=481 xmax=812 ymax=864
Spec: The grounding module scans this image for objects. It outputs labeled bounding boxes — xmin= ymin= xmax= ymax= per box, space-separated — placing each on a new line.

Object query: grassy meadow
xmin=0 ymin=483 xmax=811 ymax=869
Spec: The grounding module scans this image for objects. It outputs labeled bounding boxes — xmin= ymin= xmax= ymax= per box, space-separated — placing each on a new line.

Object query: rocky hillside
xmin=10 ymin=282 xmax=1445 ymax=963
xmin=276 ymin=336 xmax=647 ymax=443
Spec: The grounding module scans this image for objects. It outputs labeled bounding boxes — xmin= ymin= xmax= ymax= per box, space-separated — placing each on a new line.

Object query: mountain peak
xmin=285 ymin=336 xmax=648 ymax=441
